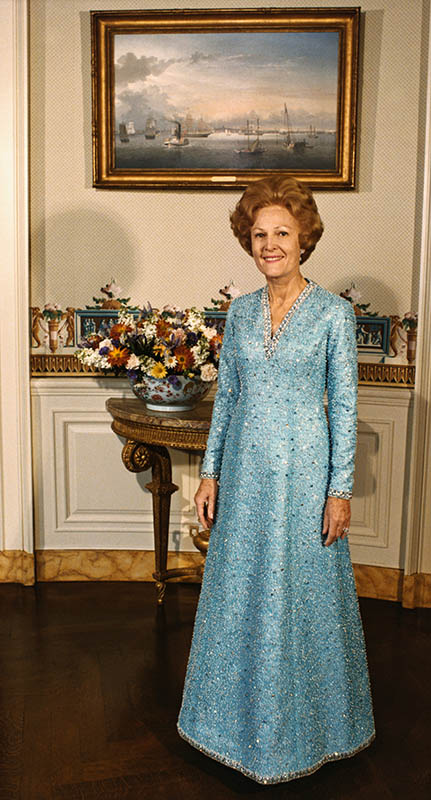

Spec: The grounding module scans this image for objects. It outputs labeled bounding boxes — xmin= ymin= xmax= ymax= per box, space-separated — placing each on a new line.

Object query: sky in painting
xmin=114 ymin=31 xmax=339 ymax=130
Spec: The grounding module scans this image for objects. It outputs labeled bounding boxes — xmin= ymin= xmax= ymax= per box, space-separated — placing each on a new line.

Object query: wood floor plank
xmin=0 ymin=583 xmax=430 ymax=799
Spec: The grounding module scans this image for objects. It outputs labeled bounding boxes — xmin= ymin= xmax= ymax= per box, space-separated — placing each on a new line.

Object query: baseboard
xmin=2 ymin=549 xmax=430 ymax=608
xmin=0 ymin=551 xmax=35 ymax=585
xmin=35 ymin=549 xmax=202 ymax=583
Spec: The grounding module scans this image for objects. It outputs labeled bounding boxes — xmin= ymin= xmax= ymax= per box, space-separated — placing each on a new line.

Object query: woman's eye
xmin=254 ymin=232 xmax=264 ymax=238
xmin=279 ymin=231 xmax=288 ymax=236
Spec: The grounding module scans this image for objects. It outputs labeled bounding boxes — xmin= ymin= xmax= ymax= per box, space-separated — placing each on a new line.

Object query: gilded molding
xmin=122 ymin=440 xmax=153 ymax=473
xmin=31 ymin=353 xmax=107 ymax=376
xmin=31 ymin=355 xmax=416 ymax=387
xmin=358 ymin=362 xmax=415 ymax=387
xmin=112 ymin=418 xmax=209 ymax=451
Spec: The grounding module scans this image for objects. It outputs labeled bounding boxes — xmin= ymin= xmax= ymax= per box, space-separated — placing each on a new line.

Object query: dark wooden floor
xmin=0 ymin=583 xmax=430 ymax=800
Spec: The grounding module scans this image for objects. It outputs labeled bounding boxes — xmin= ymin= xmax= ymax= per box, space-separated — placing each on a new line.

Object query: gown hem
xmin=177 ymin=723 xmax=376 ymax=785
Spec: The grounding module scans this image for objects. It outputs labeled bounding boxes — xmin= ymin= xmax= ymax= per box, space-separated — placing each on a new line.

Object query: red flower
xmin=107 ymin=346 xmax=129 ymax=367
xmin=173 ymin=345 xmax=194 ymax=372
xmin=109 ymin=323 xmax=132 ymax=339
xmin=156 ymin=319 xmax=173 ymax=339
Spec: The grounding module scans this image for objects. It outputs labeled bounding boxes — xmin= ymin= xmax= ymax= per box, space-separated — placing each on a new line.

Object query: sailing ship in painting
xmin=126 ymin=121 xmax=136 ymax=136
xmin=183 ymin=113 xmax=212 ymax=138
xmin=145 ymin=117 xmax=157 ymax=139
xmin=235 ymin=118 xmax=265 ymax=155
xmin=119 ymin=123 xmax=129 ymax=143
xmin=281 ymin=104 xmax=294 ymax=151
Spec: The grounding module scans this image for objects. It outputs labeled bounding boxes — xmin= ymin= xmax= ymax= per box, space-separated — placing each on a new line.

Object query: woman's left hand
xmin=322 ymin=496 xmax=351 ymax=547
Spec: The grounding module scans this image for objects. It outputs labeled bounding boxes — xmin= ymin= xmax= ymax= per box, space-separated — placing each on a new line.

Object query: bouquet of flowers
xmin=75 ymin=304 xmax=222 ymax=385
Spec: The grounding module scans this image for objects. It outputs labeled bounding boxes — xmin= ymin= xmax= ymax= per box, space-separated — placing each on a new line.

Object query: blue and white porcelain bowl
xmin=128 ymin=373 xmax=214 ymax=412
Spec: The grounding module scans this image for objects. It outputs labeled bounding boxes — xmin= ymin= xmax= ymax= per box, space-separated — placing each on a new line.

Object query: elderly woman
xmin=177 ymin=176 xmax=375 ymax=784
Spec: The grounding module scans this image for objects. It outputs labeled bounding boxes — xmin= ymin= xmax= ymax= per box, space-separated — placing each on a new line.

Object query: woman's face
xmin=251 ymin=205 xmax=302 ymax=281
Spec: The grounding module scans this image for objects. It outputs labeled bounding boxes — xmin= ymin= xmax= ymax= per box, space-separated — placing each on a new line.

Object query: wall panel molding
xmin=0 ymin=0 xmax=34 ymax=565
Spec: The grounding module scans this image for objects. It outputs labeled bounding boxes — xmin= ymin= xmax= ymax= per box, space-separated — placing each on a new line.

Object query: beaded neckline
xmin=262 ymin=279 xmax=317 ymax=359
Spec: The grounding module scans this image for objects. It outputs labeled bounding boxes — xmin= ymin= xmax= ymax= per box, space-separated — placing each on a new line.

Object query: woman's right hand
xmin=194 ymin=478 xmax=218 ymax=529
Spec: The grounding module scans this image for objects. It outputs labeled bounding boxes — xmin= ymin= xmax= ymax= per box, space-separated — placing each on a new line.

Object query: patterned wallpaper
xmin=30 ymin=0 xmax=425 ymax=318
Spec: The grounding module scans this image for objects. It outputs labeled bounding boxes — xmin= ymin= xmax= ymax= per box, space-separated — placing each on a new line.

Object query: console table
xmin=106 ymin=397 xmax=213 ymax=604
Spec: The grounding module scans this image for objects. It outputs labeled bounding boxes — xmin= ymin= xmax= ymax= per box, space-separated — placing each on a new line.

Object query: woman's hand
xmin=322 ymin=496 xmax=351 ymax=547
xmin=194 ymin=478 xmax=218 ymax=529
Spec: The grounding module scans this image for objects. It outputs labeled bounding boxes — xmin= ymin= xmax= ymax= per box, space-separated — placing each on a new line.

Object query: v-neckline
xmin=261 ymin=279 xmax=316 ymax=359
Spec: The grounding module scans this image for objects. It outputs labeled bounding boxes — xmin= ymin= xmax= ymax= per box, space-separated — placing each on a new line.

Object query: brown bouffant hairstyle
xmin=230 ymin=175 xmax=324 ymax=265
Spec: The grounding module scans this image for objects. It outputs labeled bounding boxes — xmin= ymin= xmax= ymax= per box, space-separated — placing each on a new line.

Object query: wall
xmin=30 ymin=0 xmax=426 ymax=318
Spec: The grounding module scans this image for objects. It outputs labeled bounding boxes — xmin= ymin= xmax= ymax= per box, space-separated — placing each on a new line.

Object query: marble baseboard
xmin=352 ymin=564 xmax=404 ymax=602
xmin=2 ymin=550 xmax=430 ymax=608
xmin=35 ymin=549 xmax=203 ymax=583
xmin=0 ymin=551 xmax=35 ymax=585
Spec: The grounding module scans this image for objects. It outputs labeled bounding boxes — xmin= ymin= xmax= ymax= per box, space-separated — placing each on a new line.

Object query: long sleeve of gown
xmin=326 ymin=301 xmax=358 ymax=500
xmin=200 ymin=302 xmax=241 ymax=479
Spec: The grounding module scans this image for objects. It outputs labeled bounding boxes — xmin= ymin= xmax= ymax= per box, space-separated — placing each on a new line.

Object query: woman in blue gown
xmin=177 ymin=176 xmax=376 ymax=784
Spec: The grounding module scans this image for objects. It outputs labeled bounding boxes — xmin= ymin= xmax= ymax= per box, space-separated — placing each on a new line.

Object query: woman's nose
xmin=264 ymin=235 xmax=277 ymax=250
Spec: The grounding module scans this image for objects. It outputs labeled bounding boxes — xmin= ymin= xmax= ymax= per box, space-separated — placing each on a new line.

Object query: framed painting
xmin=91 ymin=8 xmax=360 ymax=190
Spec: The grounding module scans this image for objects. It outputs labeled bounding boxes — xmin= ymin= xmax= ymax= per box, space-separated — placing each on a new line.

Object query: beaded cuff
xmin=327 ymin=488 xmax=352 ymax=500
xmin=200 ymin=472 xmax=219 ymax=480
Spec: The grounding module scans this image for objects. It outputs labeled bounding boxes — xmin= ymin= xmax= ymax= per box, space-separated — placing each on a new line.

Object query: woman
xmin=177 ymin=175 xmax=375 ymax=784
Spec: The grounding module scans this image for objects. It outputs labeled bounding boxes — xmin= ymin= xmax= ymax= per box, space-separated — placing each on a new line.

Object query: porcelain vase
xmin=128 ymin=373 xmax=214 ymax=412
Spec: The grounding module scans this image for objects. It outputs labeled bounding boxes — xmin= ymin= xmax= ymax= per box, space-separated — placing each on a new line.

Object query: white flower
xmin=44 ymin=302 xmax=61 ymax=311
xmin=200 ymin=363 xmax=218 ymax=381
xmin=141 ymin=356 xmax=157 ymax=375
xmin=202 ymin=326 xmax=218 ymax=340
xmin=118 ymin=310 xmax=134 ymax=327
xmin=103 ymin=279 xmax=122 ymax=298
xmin=164 ymin=354 xmax=177 ymax=368
xmin=99 ymin=338 xmax=113 ymax=350
xmin=186 ymin=310 xmax=204 ymax=332
xmin=126 ymin=353 xmax=141 ymax=369
xmin=191 ymin=345 xmax=207 ymax=366
xmin=141 ymin=322 xmax=157 ymax=339
xmin=347 ymin=284 xmax=361 ymax=303
xmin=227 ymin=283 xmax=242 ymax=299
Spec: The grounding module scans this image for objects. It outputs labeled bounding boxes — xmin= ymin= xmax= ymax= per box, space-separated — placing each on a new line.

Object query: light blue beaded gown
xmin=177 ymin=279 xmax=376 ymax=784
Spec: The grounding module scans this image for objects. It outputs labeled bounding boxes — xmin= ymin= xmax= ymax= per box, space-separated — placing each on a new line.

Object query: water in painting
xmin=114 ymin=31 xmax=339 ymax=172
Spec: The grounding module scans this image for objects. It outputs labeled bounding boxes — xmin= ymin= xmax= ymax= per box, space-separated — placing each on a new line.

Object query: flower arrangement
xmin=87 ymin=279 xmax=136 ymax=310
xmin=401 ymin=311 xmax=418 ymax=331
xmin=340 ymin=283 xmax=379 ymax=316
xmin=207 ymin=280 xmax=243 ymax=312
xmin=75 ymin=303 xmax=221 ymax=384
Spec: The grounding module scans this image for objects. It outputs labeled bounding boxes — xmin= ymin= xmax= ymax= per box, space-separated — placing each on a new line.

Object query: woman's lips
xmin=263 ymin=255 xmax=283 ymax=262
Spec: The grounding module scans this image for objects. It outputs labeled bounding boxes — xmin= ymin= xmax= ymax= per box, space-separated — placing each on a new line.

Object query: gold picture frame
xmin=91 ymin=7 xmax=360 ymax=190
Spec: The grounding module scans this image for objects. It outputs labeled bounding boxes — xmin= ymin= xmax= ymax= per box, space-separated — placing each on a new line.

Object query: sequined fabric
xmin=177 ymin=280 xmax=376 ymax=784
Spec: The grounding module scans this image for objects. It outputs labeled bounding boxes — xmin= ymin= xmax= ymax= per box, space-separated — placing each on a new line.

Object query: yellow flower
xmin=151 ymin=362 xmax=167 ymax=379
xmin=153 ymin=342 xmax=167 ymax=356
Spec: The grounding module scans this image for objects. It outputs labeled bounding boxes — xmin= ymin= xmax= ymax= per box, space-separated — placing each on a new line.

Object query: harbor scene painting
xmin=114 ymin=31 xmax=338 ymax=172
xmin=91 ymin=9 xmax=359 ymax=188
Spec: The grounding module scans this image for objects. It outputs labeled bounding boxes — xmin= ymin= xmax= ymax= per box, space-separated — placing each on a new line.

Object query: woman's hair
xmin=230 ymin=175 xmax=324 ymax=264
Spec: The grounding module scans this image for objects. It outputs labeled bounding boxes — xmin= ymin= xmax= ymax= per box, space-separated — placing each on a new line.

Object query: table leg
xmin=121 ymin=439 xmax=179 ymax=604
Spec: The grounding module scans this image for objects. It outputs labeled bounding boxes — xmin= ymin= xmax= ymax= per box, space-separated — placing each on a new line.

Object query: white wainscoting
xmin=31 ymin=378 xmax=201 ymax=552
xmin=349 ymin=387 xmax=413 ymax=568
xmin=31 ymin=379 xmax=413 ymax=568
